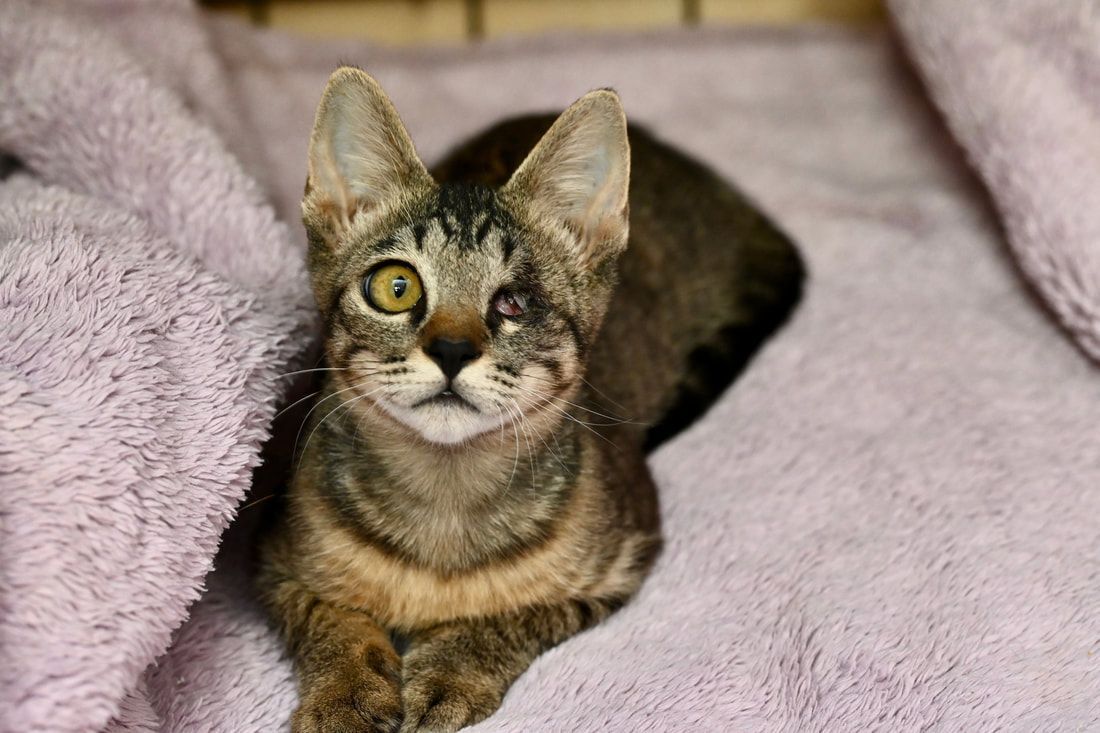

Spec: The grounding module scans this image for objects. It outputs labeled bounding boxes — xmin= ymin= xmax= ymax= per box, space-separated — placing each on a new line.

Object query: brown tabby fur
xmin=257 ymin=68 xmax=802 ymax=733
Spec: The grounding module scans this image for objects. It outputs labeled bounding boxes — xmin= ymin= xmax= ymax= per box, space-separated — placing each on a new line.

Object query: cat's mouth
xmin=374 ymin=386 xmax=496 ymax=445
xmin=413 ymin=389 xmax=478 ymax=412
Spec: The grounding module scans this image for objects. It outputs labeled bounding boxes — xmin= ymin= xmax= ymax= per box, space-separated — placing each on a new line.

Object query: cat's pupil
xmin=392 ymin=277 xmax=408 ymax=299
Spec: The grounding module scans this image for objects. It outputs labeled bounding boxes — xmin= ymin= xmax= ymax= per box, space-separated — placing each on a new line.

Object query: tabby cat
xmin=258 ymin=67 xmax=803 ymax=733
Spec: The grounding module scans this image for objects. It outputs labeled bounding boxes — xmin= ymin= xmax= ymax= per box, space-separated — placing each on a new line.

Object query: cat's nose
xmin=425 ymin=337 xmax=481 ymax=381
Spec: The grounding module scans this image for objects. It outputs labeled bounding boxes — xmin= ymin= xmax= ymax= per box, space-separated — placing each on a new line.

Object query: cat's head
xmin=303 ymin=67 xmax=630 ymax=445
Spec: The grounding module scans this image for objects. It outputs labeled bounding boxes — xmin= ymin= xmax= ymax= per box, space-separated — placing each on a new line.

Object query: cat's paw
xmin=398 ymin=665 xmax=501 ymax=733
xmin=292 ymin=655 xmax=404 ymax=733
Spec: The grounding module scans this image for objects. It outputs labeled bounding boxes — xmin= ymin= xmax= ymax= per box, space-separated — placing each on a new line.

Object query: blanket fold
xmin=890 ymin=0 xmax=1100 ymax=364
xmin=0 ymin=2 xmax=313 ymax=730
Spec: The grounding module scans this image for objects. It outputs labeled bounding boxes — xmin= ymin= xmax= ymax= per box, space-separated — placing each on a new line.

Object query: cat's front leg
xmin=260 ymin=565 xmax=404 ymax=733
xmin=399 ymin=596 xmax=624 ymax=733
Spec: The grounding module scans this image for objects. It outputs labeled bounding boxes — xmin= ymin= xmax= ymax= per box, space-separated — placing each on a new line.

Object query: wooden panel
xmin=703 ymin=0 xmax=884 ymax=24
xmin=266 ymin=0 xmax=468 ymax=44
xmin=205 ymin=2 xmax=257 ymax=22
xmin=483 ymin=0 xmax=682 ymax=37
xmin=203 ymin=0 xmax=887 ymax=45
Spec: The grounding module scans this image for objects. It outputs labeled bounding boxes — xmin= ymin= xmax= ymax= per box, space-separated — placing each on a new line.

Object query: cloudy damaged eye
xmin=364 ymin=263 xmax=423 ymax=313
xmin=492 ymin=290 xmax=528 ymax=318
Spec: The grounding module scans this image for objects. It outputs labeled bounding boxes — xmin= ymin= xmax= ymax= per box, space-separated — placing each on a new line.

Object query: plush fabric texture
xmin=890 ymin=0 xmax=1100 ymax=362
xmin=1 ymin=1 xmax=1098 ymax=731
xmin=0 ymin=2 xmax=315 ymax=731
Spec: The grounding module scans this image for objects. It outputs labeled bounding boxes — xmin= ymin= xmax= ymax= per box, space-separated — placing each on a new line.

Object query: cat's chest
xmin=298 ymin=471 xmax=624 ymax=630
xmin=338 ymin=434 xmax=577 ymax=567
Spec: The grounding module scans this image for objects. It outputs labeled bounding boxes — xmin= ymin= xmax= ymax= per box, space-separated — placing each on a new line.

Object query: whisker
xmin=509 ymin=396 xmax=571 ymax=475
xmin=292 ymin=378 xmax=376 ymax=461
xmin=352 ymin=396 xmax=379 ymax=450
xmin=511 ymin=383 xmax=637 ymax=426
xmin=509 ymin=398 xmax=537 ymax=481
xmin=238 ymin=494 xmax=275 ymax=512
xmin=273 ymin=389 xmax=321 ymax=421
xmin=500 ymin=399 xmax=521 ymax=492
xmin=579 ymin=375 xmax=629 ymax=411
xmin=297 ymin=385 xmax=386 ymax=471
xmin=513 ymin=390 xmax=617 ymax=447
xmin=268 ymin=366 xmax=350 ymax=381
xmin=497 ymin=402 xmax=507 ymax=449
xmin=516 ymin=375 xmax=637 ymax=423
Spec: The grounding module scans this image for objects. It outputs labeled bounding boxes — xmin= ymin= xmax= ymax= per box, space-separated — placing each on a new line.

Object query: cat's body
xmin=258 ymin=70 xmax=802 ymax=733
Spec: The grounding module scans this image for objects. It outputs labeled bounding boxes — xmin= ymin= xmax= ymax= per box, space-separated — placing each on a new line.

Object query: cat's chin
xmin=377 ymin=398 xmax=502 ymax=446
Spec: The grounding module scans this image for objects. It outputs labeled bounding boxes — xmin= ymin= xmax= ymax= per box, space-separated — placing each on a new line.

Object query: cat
xmin=257 ymin=67 xmax=803 ymax=733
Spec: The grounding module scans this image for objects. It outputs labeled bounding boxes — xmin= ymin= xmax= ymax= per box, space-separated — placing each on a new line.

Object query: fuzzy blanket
xmin=1 ymin=1 xmax=1098 ymax=731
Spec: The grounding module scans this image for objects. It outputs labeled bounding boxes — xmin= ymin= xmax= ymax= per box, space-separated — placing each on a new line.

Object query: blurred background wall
xmin=201 ymin=0 xmax=884 ymax=45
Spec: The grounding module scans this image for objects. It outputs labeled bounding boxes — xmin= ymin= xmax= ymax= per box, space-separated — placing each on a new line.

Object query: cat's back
xmin=433 ymin=114 xmax=803 ymax=449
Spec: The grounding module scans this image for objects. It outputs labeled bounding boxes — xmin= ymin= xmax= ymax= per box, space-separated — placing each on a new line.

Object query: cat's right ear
xmin=503 ymin=89 xmax=630 ymax=267
xmin=304 ymin=67 xmax=432 ymax=243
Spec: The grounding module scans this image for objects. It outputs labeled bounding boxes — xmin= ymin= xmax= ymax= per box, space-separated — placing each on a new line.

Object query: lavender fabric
xmin=0 ymin=2 xmax=315 ymax=730
xmin=1 ymin=1 xmax=1098 ymax=731
xmin=890 ymin=0 xmax=1100 ymax=363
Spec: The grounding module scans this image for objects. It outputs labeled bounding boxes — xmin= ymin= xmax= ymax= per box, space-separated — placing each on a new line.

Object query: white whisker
xmin=292 ymin=378 xmax=376 ymax=462
xmin=297 ymin=385 xmax=387 ymax=471
xmin=512 ymin=396 xmax=571 ymax=475
xmin=511 ymin=382 xmax=636 ymax=427
xmin=508 ymin=398 xmax=537 ymax=481
xmin=515 ymin=375 xmax=636 ymax=423
xmin=500 ymin=399 xmax=521 ymax=492
xmin=513 ymin=389 xmax=617 ymax=446
xmin=268 ymin=366 xmax=350 ymax=381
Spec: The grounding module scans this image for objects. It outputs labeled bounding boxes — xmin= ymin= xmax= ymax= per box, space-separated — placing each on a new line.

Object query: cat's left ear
xmin=305 ymin=67 xmax=433 ymax=241
xmin=504 ymin=89 xmax=630 ymax=266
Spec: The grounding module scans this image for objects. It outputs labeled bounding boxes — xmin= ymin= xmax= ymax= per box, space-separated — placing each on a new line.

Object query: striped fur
xmin=258 ymin=68 xmax=802 ymax=733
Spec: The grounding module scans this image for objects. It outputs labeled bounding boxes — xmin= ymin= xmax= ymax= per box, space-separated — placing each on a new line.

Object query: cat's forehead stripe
xmin=424 ymin=182 xmax=514 ymax=256
xmin=371 ymin=235 xmax=402 ymax=256
xmin=475 ymin=216 xmax=493 ymax=246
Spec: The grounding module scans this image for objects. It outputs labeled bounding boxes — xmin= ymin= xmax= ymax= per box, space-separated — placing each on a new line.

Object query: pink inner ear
xmin=309 ymin=136 xmax=358 ymax=230
xmin=577 ymin=149 xmax=624 ymax=225
xmin=306 ymin=69 xmax=432 ymax=238
xmin=508 ymin=93 xmax=625 ymax=186
xmin=504 ymin=96 xmax=630 ymax=267
xmin=556 ymin=142 xmax=629 ymax=264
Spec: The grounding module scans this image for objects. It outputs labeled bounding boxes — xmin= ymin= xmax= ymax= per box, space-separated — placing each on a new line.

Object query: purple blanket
xmin=2 ymin=1 xmax=1098 ymax=731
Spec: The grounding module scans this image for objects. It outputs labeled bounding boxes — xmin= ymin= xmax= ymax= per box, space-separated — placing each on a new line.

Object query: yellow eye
xmin=364 ymin=263 xmax=423 ymax=313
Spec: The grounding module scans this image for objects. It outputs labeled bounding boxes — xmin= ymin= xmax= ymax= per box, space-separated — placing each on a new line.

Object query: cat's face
xmin=309 ymin=183 xmax=610 ymax=444
xmin=303 ymin=69 xmax=630 ymax=444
